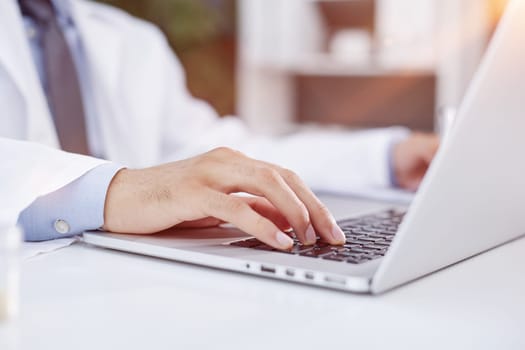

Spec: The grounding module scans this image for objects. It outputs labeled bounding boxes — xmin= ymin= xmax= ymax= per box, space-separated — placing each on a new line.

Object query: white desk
xmin=1 ymin=196 xmax=524 ymax=349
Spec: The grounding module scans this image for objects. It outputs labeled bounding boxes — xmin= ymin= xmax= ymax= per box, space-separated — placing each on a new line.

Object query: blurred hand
xmin=393 ymin=133 xmax=440 ymax=191
xmin=103 ymin=147 xmax=346 ymax=250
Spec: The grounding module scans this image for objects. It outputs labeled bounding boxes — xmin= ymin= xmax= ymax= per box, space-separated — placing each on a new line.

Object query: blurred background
xmin=98 ymin=0 xmax=509 ymax=134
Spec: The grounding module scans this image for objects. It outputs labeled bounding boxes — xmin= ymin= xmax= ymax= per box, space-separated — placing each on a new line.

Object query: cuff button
xmin=54 ymin=219 xmax=70 ymax=234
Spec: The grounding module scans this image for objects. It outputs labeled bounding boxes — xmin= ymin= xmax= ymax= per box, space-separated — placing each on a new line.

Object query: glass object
xmin=0 ymin=226 xmax=21 ymax=322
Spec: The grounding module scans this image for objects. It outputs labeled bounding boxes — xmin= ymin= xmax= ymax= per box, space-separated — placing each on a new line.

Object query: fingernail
xmin=305 ymin=224 xmax=316 ymax=244
xmin=330 ymin=217 xmax=345 ymax=244
xmin=276 ymin=231 xmax=293 ymax=249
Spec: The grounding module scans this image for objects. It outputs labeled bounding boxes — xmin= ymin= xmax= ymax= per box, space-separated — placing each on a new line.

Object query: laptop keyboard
xmin=229 ymin=210 xmax=405 ymax=264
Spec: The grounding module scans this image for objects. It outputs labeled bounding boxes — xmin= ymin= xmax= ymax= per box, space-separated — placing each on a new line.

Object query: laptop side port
xmin=260 ymin=265 xmax=276 ymax=274
xmin=324 ymin=275 xmax=346 ymax=286
xmin=304 ymin=271 xmax=315 ymax=280
xmin=285 ymin=269 xmax=295 ymax=277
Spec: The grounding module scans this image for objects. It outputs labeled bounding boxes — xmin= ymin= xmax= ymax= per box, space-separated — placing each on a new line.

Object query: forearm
xmin=163 ymin=117 xmax=409 ymax=192
xmin=244 ymin=126 xmax=410 ymax=191
xmin=18 ymin=163 xmax=124 ymax=241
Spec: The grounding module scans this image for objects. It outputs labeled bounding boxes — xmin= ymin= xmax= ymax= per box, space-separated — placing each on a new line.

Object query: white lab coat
xmin=0 ymin=0 xmax=408 ymax=228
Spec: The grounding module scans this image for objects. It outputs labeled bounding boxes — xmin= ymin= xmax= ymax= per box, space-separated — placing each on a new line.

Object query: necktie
xmin=19 ymin=0 xmax=90 ymax=155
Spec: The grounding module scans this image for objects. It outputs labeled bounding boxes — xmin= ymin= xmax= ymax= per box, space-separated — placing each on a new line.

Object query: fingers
xmin=204 ymin=147 xmax=344 ymax=245
xmin=239 ymin=196 xmax=292 ymax=232
xmin=235 ymin=157 xmax=344 ymax=245
xmin=216 ymin=163 xmax=314 ymax=245
xmin=204 ymin=192 xmax=294 ymax=250
xmin=271 ymin=166 xmax=345 ymax=245
xmin=176 ymin=197 xmax=292 ymax=232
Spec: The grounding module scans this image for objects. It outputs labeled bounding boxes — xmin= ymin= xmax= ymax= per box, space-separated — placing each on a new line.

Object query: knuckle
xmin=238 ymin=163 xmax=256 ymax=177
xmin=209 ymin=147 xmax=233 ymax=159
xmin=214 ymin=146 xmax=233 ymax=154
xmin=224 ymin=197 xmax=245 ymax=214
xmin=211 ymin=146 xmax=244 ymax=158
xmin=293 ymin=206 xmax=310 ymax=227
xmin=200 ymin=147 xmax=244 ymax=167
xmin=282 ymin=168 xmax=301 ymax=183
xmin=314 ymin=202 xmax=332 ymax=223
xmin=259 ymin=167 xmax=280 ymax=184
xmin=196 ymin=150 xmax=219 ymax=166
xmin=316 ymin=202 xmax=330 ymax=215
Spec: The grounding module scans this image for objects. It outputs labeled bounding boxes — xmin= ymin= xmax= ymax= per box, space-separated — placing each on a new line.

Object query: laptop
xmin=83 ymin=0 xmax=525 ymax=294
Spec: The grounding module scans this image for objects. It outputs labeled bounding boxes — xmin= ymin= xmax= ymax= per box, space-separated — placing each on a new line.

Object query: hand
xmin=392 ymin=133 xmax=440 ymax=191
xmin=103 ymin=147 xmax=346 ymax=250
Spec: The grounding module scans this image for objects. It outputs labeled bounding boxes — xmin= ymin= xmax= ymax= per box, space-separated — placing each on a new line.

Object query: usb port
xmin=285 ymin=269 xmax=295 ymax=277
xmin=324 ymin=275 xmax=346 ymax=286
xmin=305 ymin=271 xmax=315 ymax=280
xmin=260 ymin=265 xmax=276 ymax=274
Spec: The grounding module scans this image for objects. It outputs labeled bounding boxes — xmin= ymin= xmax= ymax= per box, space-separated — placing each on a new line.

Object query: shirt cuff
xmin=18 ymin=163 xmax=124 ymax=241
xmin=388 ymin=141 xmax=400 ymax=187
xmin=387 ymin=132 xmax=410 ymax=188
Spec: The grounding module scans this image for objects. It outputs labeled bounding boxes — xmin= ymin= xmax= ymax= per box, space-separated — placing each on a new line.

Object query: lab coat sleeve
xmin=0 ymin=138 xmax=109 ymax=230
xmin=151 ymin=30 xmax=410 ymax=193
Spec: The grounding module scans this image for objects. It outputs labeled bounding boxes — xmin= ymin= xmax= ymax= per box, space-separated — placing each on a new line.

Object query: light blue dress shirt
xmin=17 ymin=0 xmax=123 ymax=241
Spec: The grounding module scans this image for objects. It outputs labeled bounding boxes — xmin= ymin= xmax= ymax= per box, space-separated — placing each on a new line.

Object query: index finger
xmin=203 ymin=191 xmax=294 ymax=250
xmin=258 ymin=162 xmax=345 ymax=245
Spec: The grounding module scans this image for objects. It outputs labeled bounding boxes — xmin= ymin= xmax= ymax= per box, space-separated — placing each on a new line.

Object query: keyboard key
xmin=350 ymin=229 xmax=370 ymax=235
xmin=367 ymin=244 xmax=389 ymax=250
xmin=365 ymin=252 xmax=384 ymax=259
xmin=361 ymin=226 xmax=381 ymax=233
xmin=311 ymin=247 xmax=337 ymax=256
xmin=367 ymin=233 xmax=388 ymax=239
xmin=330 ymin=246 xmax=348 ymax=252
xmin=253 ymin=245 xmax=275 ymax=251
xmin=348 ymin=239 xmax=375 ymax=245
xmin=357 ymin=236 xmax=379 ymax=242
xmin=348 ymin=247 xmax=373 ymax=254
xmin=291 ymin=245 xmax=315 ymax=254
xmin=230 ymin=238 xmax=261 ymax=248
xmin=299 ymin=251 xmax=319 ymax=258
xmin=343 ymin=243 xmax=362 ymax=248
xmin=323 ymin=255 xmax=346 ymax=262
xmin=338 ymin=252 xmax=364 ymax=259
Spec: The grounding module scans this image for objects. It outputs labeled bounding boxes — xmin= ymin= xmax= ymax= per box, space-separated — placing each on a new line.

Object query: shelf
xmin=246 ymin=54 xmax=436 ymax=77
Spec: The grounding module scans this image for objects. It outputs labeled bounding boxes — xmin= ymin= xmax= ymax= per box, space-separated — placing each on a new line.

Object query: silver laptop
xmin=84 ymin=0 xmax=525 ymax=294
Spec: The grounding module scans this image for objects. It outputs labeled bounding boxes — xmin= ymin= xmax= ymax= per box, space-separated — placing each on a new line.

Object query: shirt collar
xmin=51 ymin=0 xmax=74 ymax=24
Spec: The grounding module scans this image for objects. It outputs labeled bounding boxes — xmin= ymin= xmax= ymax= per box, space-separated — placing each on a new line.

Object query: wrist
xmin=103 ymin=168 xmax=132 ymax=232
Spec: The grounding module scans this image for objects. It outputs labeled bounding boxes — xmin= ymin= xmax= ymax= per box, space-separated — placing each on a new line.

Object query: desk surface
xmin=1 ymin=196 xmax=524 ymax=350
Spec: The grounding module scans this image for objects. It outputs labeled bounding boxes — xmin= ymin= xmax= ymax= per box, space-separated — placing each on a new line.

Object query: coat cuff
xmin=356 ymin=127 xmax=410 ymax=189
